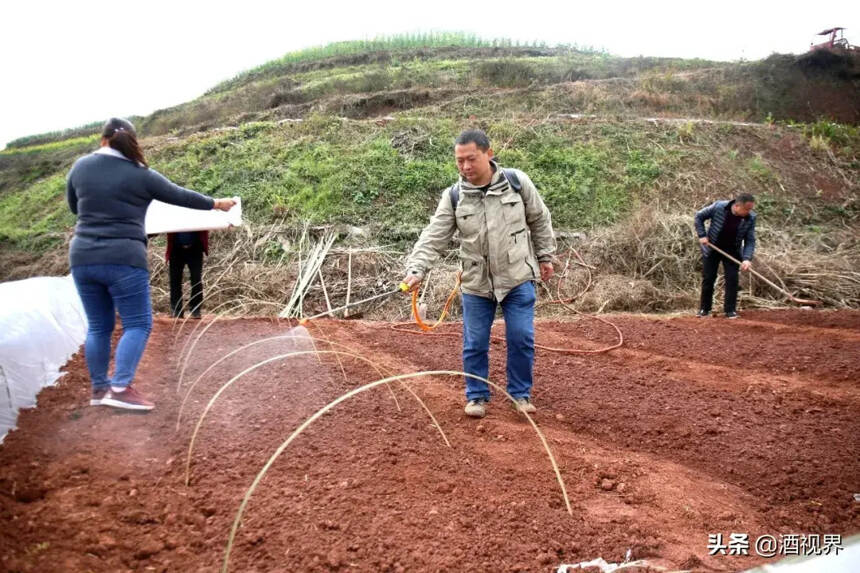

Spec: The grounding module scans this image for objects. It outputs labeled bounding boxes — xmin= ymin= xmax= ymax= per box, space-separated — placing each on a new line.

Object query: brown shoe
xmin=90 ymin=387 xmax=109 ymax=406
xmin=101 ymin=386 xmax=155 ymax=411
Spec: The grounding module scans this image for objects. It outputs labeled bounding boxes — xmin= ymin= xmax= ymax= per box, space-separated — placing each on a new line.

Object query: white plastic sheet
xmin=554 ymin=536 xmax=860 ymax=573
xmin=0 ymin=275 xmax=87 ymax=442
xmin=742 ymin=534 xmax=860 ymax=572
xmin=144 ymin=196 xmax=242 ymax=234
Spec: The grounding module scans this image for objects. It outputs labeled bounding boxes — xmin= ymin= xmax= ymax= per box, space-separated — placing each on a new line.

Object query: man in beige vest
xmin=403 ymin=129 xmax=556 ymax=418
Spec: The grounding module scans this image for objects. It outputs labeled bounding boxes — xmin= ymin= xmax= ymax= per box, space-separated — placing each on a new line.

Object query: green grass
xmin=1 ymin=36 xmax=856 ymax=259
xmin=0 ymin=134 xmax=100 ymax=156
xmin=0 ymin=136 xmax=99 ymax=196
xmin=4 ymin=117 xmax=140 ymax=150
xmin=0 ymin=116 xmax=669 ymax=246
xmin=6 ymin=35 xmax=857 ymax=156
xmin=801 ymin=120 xmax=860 ymax=153
xmin=0 ymin=175 xmax=74 ymax=249
xmin=219 ymin=52 xmax=718 ymax=104
xmin=206 ymin=32 xmax=561 ymax=94
xmin=138 ymin=52 xmax=729 ymax=140
xmin=746 ymin=155 xmax=778 ymax=186
xmin=161 ymin=116 xmax=662 ymax=230
xmin=0 ymin=114 xmax=855 ymax=306
xmin=16 ymin=115 xmax=854 ymax=250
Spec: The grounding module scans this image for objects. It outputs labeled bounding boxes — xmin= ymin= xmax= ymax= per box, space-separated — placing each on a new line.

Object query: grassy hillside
xmin=7 ymin=35 xmax=858 ymax=151
xmin=1 ymin=33 xmax=858 ymax=312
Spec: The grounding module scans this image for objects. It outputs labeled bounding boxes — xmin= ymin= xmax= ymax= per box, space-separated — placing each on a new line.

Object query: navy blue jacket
xmin=694 ymin=200 xmax=756 ymax=261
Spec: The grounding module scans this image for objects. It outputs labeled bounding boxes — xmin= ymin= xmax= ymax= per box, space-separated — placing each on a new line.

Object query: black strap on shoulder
xmin=449 ymin=183 xmax=461 ymax=210
xmin=502 ymin=168 xmax=522 ymax=192
xmin=449 ymin=168 xmax=522 ymax=210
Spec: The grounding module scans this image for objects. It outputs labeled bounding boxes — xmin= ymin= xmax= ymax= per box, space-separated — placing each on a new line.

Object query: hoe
xmin=705 ymin=243 xmax=820 ymax=306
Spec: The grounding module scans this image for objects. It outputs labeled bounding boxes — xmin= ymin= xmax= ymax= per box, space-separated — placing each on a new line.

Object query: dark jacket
xmin=66 ymin=152 xmax=215 ymax=270
xmin=165 ymin=231 xmax=209 ymax=262
xmin=694 ymin=199 xmax=756 ymax=261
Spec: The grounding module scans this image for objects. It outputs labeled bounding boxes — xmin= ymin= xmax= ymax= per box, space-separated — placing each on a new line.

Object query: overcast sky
xmin=1 ymin=0 xmax=857 ymax=148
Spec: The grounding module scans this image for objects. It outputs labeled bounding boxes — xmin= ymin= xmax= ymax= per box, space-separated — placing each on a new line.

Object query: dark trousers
xmin=700 ymin=250 xmax=740 ymax=314
xmin=169 ymin=247 xmax=204 ymax=317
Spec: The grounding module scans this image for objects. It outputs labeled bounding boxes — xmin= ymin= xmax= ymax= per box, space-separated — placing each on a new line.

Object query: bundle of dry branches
xmin=148 ymin=211 xmax=859 ymax=319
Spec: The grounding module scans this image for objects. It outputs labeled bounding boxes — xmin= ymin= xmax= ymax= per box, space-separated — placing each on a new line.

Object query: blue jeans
xmin=71 ymin=264 xmax=153 ymax=390
xmin=461 ymin=281 xmax=535 ymax=401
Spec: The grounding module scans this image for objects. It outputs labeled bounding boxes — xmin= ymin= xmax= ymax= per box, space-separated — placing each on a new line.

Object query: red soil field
xmin=1 ymin=309 xmax=858 ymax=572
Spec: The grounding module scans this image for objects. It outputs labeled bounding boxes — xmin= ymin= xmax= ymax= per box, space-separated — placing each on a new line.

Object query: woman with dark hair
xmin=66 ymin=118 xmax=236 ymax=411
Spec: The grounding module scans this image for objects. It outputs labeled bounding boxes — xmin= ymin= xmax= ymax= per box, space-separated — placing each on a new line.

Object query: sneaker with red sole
xmin=101 ymin=386 xmax=155 ymax=411
xmin=90 ymin=387 xmax=109 ymax=406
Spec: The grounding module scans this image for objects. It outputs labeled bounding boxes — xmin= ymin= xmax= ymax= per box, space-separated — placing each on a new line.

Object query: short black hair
xmin=736 ymin=192 xmax=755 ymax=204
xmin=455 ymin=129 xmax=490 ymax=151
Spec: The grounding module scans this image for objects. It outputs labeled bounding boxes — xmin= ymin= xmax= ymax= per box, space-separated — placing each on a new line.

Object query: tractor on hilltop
xmin=810 ymin=27 xmax=860 ymax=54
